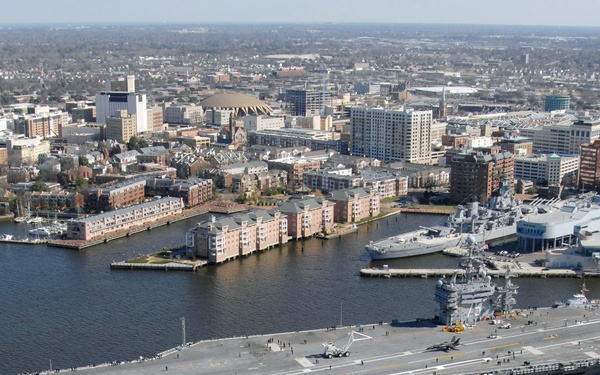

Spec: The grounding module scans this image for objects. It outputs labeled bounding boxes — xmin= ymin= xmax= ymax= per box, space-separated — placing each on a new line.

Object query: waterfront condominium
xmin=350 ymin=107 xmax=433 ymax=164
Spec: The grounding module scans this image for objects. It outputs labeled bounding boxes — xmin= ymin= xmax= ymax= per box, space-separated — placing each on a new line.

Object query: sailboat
xmin=13 ymin=201 xmax=28 ymax=223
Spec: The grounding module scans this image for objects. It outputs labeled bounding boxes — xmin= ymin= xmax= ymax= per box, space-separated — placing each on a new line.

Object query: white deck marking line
xmin=585 ymin=352 xmax=600 ymax=359
xmin=523 ymin=346 xmax=544 ymax=355
xmin=295 ymin=357 xmax=314 ymax=367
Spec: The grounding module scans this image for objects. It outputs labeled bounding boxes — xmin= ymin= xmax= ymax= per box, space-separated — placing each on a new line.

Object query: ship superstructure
xmin=434 ymin=240 xmax=518 ymax=325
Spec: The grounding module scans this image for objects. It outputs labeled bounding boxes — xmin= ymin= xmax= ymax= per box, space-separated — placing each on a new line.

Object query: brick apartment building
xmin=450 ymin=151 xmax=515 ymax=204
xmin=329 ymin=187 xmax=380 ymax=223
xmin=187 ymin=209 xmax=288 ymax=264
xmin=88 ymin=178 xmax=146 ymax=211
xmin=580 ymin=139 xmax=600 ymax=189
xmin=267 ymin=158 xmax=321 ymax=187
xmin=145 ymin=177 xmax=213 ymax=207
xmin=278 ymin=197 xmax=334 ymax=239
xmin=24 ymin=190 xmax=84 ymax=211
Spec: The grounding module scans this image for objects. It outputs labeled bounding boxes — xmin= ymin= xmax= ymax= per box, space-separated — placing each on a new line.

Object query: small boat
xmin=566 ymin=283 xmax=589 ymax=306
xmin=1 ymin=234 xmax=13 ymax=240
xmin=28 ymin=227 xmax=52 ymax=236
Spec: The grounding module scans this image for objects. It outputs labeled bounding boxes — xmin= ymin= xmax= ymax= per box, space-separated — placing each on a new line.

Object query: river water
xmin=1 ymin=213 xmax=597 ymax=374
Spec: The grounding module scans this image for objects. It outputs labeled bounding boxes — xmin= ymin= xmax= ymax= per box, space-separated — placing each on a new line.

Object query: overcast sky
xmin=1 ymin=0 xmax=599 ymax=27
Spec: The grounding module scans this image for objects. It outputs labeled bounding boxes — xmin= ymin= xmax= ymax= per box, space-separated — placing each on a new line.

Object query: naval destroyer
xmin=366 ymin=178 xmax=529 ymax=260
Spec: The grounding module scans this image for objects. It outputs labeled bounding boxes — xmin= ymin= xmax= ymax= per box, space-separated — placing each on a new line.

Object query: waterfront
xmin=2 ymin=213 xmax=599 ymax=374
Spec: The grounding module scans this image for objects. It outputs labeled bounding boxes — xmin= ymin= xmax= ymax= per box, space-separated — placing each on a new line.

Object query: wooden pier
xmin=359 ymin=267 xmax=588 ymax=278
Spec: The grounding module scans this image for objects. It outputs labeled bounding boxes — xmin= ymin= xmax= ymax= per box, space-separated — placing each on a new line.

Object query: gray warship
xmin=366 ymin=177 xmax=528 ymax=260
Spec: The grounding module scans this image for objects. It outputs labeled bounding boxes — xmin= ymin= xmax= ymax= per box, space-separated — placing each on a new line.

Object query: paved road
xmin=52 ymin=306 xmax=600 ymax=375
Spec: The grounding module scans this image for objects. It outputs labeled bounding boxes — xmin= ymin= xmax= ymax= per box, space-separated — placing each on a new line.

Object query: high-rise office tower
xmin=96 ymin=75 xmax=148 ymax=134
xmin=105 ymin=110 xmax=137 ymax=143
xmin=544 ymin=95 xmax=570 ymax=111
xmin=285 ymin=88 xmax=334 ymax=116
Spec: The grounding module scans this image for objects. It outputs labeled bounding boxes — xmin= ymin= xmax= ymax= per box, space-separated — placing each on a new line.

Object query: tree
xmin=127 ymin=136 xmax=149 ymax=151
xmin=37 ymin=169 xmax=59 ymax=183
xmin=75 ymin=176 xmax=88 ymax=192
xmin=78 ymin=155 xmax=90 ymax=167
xmin=7 ymin=171 xmax=27 ymax=184
xmin=31 ymin=180 xmax=49 ymax=192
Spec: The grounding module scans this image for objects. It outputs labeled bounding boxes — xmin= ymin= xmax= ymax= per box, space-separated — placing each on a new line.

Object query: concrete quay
xmin=37 ymin=305 xmax=600 ymax=374
xmin=109 ymin=261 xmax=206 ymax=271
xmin=359 ymin=267 xmax=585 ymax=278
xmin=0 ymin=237 xmax=48 ymax=245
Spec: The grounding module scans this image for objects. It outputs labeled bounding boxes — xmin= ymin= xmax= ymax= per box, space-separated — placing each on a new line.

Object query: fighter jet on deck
xmin=426 ymin=335 xmax=461 ymax=351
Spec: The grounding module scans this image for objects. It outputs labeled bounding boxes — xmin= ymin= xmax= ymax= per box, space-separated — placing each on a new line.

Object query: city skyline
xmin=1 ymin=0 xmax=600 ymax=27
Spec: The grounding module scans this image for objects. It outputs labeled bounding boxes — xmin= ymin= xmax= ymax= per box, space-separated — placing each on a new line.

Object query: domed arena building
xmin=200 ymin=93 xmax=273 ymax=118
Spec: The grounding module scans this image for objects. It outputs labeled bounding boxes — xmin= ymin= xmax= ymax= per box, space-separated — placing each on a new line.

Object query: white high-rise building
xmin=350 ymin=107 xmax=433 ymax=164
xmin=95 ymin=75 xmax=148 ymax=134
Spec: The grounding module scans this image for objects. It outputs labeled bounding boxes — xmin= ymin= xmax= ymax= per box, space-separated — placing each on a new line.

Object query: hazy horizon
xmin=1 ymin=0 xmax=599 ymax=28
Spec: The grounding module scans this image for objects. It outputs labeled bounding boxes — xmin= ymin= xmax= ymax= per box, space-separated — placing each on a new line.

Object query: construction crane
xmin=322 ymin=330 xmax=371 ymax=358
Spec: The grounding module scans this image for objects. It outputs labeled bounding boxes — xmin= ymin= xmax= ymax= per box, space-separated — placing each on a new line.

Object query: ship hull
xmin=366 ymin=235 xmax=463 ymax=260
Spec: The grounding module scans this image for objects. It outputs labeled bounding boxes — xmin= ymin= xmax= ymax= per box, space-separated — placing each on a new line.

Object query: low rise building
xmin=24 ymin=190 xmax=84 ymax=211
xmin=278 ymin=196 xmax=334 ymax=239
xmin=360 ymin=170 xmax=409 ymax=198
xmin=88 ymin=178 xmax=146 ymax=212
xmin=267 ymin=157 xmax=321 ymax=187
xmin=66 ymin=197 xmax=183 ymax=241
xmin=5 ymin=137 xmax=51 ymax=166
xmin=248 ymin=128 xmax=348 ymax=154
xmin=145 ymin=177 xmax=213 ymax=207
xmin=137 ymin=146 xmax=169 ymax=165
xmin=243 ymin=115 xmax=285 ymax=131
xmin=329 ymin=187 xmax=380 ymax=223
xmin=164 ymin=104 xmax=203 ymax=125
xmin=109 ymin=150 xmax=140 ymax=172
xmin=231 ymin=170 xmax=287 ymax=193
xmin=514 ymin=153 xmax=579 ymax=186
xmin=186 ymin=209 xmax=288 ymax=263
xmin=303 ymin=168 xmax=361 ymax=192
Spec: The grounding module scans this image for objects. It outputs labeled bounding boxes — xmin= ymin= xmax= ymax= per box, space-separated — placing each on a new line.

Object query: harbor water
xmin=1 ymin=213 xmax=598 ymax=374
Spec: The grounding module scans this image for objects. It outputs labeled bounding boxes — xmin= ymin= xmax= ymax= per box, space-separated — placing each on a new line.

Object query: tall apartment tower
xmin=350 ymin=107 xmax=433 ymax=164
xmin=579 ymin=139 xmax=600 ymax=189
xmin=96 ymin=75 xmax=148 ymax=134
xmin=105 ymin=110 xmax=137 ymax=143
xmin=285 ymin=88 xmax=334 ymax=116
xmin=449 ymin=151 xmax=514 ymax=204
